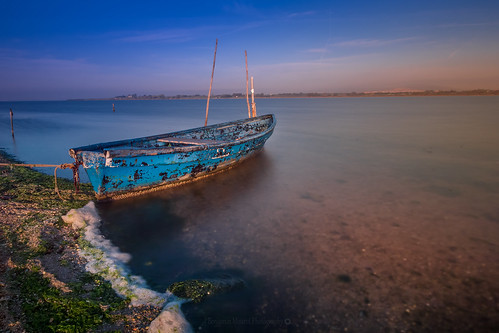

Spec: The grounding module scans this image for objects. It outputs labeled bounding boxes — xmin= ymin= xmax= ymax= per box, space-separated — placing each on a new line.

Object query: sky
xmin=1 ymin=0 xmax=499 ymax=101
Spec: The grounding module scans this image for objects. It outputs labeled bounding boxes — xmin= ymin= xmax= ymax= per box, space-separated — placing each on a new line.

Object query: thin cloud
xmin=437 ymin=22 xmax=498 ymax=28
xmin=0 ymin=47 xmax=28 ymax=58
xmin=288 ymin=11 xmax=316 ymax=18
xmin=448 ymin=49 xmax=458 ymax=59
xmin=223 ymin=1 xmax=260 ymax=16
xmin=332 ymin=37 xmax=420 ymax=48
xmin=305 ymin=48 xmax=328 ymax=53
xmin=0 ymin=52 xmax=96 ymax=71
xmin=254 ymin=52 xmax=383 ymax=72
xmin=115 ymin=20 xmax=271 ymax=43
xmin=115 ymin=28 xmax=199 ymax=43
xmin=219 ymin=19 xmax=273 ymax=36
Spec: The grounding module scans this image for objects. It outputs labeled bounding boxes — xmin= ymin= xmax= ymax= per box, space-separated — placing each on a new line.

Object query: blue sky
xmin=1 ymin=0 xmax=498 ymax=100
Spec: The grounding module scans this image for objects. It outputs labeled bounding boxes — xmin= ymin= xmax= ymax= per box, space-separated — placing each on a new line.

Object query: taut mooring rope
xmin=0 ymin=162 xmax=81 ymax=201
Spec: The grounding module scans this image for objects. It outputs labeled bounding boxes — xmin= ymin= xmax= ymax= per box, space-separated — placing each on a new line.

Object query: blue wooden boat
xmin=69 ymin=114 xmax=276 ymax=200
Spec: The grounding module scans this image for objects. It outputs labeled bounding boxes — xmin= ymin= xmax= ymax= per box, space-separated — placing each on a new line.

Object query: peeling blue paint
xmin=69 ymin=114 xmax=276 ymax=200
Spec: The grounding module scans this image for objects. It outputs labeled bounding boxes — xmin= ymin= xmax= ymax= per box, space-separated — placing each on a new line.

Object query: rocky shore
xmin=0 ymin=151 xmax=161 ymax=332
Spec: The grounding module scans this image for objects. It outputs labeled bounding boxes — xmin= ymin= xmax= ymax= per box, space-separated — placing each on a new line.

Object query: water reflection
xmin=96 ymin=151 xmax=274 ymax=288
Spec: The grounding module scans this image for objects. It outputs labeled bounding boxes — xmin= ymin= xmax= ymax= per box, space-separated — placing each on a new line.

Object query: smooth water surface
xmin=0 ymin=99 xmax=245 ymax=180
xmin=2 ymin=97 xmax=498 ymax=332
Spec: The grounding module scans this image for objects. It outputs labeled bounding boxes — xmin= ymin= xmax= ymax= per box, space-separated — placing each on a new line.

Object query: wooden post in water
xmin=245 ymin=50 xmax=251 ymax=118
xmin=10 ymin=108 xmax=14 ymax=137
xmin=112 ymin=103 xmax=115 ymax=112
xmin=250 ymin=77 xmax=257 ymax=117
xmin=205 ymin=39 xmax=218 ymax=126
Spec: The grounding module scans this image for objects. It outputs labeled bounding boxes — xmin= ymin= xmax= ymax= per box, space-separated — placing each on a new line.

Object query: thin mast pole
xmin=245 ymin=50 xmax=250 ymax=118
xmin=205 ymin=39 xmax=218 ymax=126
xmin=251 ymin=76 xmax=257 ymax=117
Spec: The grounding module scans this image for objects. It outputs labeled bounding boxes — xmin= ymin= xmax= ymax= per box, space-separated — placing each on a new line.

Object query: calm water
xmin=1 ymin=97 xmax=499 ymax=332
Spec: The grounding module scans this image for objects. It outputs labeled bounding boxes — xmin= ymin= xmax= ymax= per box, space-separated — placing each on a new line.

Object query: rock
xmin=168 ymin=277 xmax=245 ymax=303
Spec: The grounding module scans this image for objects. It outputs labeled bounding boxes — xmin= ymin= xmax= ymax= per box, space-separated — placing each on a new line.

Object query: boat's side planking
xmin=71 ymin=114 xmax=276 ymax=200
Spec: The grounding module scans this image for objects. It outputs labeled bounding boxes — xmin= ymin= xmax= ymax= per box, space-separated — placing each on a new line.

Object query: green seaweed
xmin=169 ymin=279 xmax=217 ymax=303
xmin=5 ymin=223 xmax=128 ymax=332
xmin=0 ymin=150 xmax=94 ymax=209
xmin=1 ymin=150 xmax=130 ymax=331
xmin=168 ymin=277 xmax=245 ymax=303
xmin=11 ymin=267 xmax=126 ymax=333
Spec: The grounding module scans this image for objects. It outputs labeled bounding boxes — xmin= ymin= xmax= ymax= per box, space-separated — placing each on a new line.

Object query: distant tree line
xmin=72 ymin=89 xmax=499 ymax=101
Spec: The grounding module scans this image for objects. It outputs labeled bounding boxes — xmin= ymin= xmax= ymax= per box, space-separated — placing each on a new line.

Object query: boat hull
xmin=70 ymin=114 xmax=275 ymax=200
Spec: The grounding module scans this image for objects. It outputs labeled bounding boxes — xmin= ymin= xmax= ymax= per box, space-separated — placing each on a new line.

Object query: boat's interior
xmin=129 ymin=116 xmax=273 ymax=150
xmin=156 ymin=137 xmax=229 ymax=146
xmin=72 ymin=115 xmax=274 ymax=155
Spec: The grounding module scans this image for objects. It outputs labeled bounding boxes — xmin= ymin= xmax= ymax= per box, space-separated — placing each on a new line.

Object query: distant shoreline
xmin=69 ymin=89 xmax=499 ymax=101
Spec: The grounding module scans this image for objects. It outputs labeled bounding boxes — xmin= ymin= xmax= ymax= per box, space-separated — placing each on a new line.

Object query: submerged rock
xmin=168 ymin=276 xmax=245 ymax=303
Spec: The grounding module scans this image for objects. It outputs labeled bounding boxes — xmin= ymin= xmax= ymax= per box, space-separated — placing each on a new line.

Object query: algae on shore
xmin=0 ymin=150 xmax=161 ymax=332
xmin=168 ymin=277 xmax=245 ymax=303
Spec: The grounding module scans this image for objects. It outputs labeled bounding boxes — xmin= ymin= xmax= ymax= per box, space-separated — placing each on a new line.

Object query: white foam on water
xmin=148 ymin=301 xmax=193 ymax=333
xmin=63 ymin=201 xmax=193 ymax=333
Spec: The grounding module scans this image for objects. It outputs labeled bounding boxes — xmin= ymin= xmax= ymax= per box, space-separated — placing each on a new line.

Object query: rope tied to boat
xmin=54 ymin=161 xmax=81 ymax=200
xmin=0 ymin=161 xmax=81 ymax=201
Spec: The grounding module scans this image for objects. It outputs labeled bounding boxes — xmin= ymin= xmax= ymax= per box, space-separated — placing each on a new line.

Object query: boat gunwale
xmin=69 ymin=114 xmax=275 ymax=159
xmin=103 ymin=130 xmax=272 ymax=159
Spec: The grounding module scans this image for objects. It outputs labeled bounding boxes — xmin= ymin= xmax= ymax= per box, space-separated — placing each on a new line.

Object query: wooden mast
xmin=251 ymin=76 xmax=257 ymax=117
xmin=205 ymin=39 xmax=218 ymax=126
xmin=245 ymin=50 xmax=251 ymax=118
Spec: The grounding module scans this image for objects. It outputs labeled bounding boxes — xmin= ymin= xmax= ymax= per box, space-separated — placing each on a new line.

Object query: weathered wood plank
xmin=157 ymin=137 xmax=229 ymax=145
